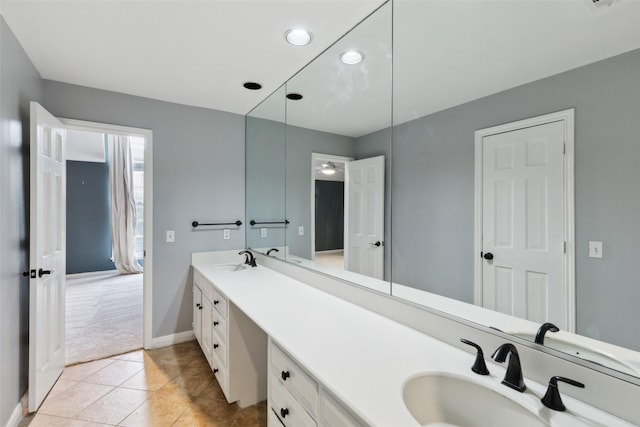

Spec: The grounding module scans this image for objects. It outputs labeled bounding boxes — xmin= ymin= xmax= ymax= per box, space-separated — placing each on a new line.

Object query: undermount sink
xmin=510 ymin=332 xmax=640 ymax=377
xmin=403 ymin=374 xmax=548 ymax=427
xmin=208 ymin=263 xmax=248 ymax=272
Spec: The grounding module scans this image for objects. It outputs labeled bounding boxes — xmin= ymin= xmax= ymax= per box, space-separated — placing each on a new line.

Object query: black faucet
xmin=541 ymin=376 xmax=585 ymax=411
xmin=535 ymin=322 xmax=559 ymax=345
xmin=239 ymin=250 xmax=257 ymax=267
xmin=460 ymin=338 xmax=489 ymax=375
xmin=266 ymin=248 xmax=280 ymax=256
xmin=491 ymin=343 xmax=526 ymax=392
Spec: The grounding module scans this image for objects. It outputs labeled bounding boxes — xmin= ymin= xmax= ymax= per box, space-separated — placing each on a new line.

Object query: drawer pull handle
xmin=281 ymin=371 xmax=290 ymax=381
xmin=214 ymin=344 xmax=219 ymax=349
xmin=213 ymin=300 xmax=219 ymax=305
xmin=280 ymin=408 xmax=289 ymax=418
xmin=213 ymin=321 xmax=219 ymax=326
xmin=213 ymin=368 xmax=219 ymax=374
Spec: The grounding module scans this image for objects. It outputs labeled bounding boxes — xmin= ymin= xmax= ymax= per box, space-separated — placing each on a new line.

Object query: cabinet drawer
xmin=269 ymin=408 xmax=285 ymax=427
xmin=212 ymin=337 xmax=227 ymax=366
xmin=212 ymin=312 xmax=227 ymax=343
xmin=270 ymin=343 xmax=318 ymax=417
xmin=270 ymin=374 xmax=316 ymax=427
xmin=319 ymin=390 xmax=365 ymax=427
xmin=210 ymin=353 xmax=229 ymax=400
xmin=211 ymin=287 xmax=228 ymax=318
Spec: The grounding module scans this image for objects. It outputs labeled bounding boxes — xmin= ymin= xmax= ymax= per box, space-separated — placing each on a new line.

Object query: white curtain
xmin=109 ymin=135 xmax=143 ymax=274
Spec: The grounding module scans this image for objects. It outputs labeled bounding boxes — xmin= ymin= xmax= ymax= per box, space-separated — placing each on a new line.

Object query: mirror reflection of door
xmin=311 ymin=153 xmax=385 ymax=280
xmin=475 ymin=111 xmax=574 ymax=331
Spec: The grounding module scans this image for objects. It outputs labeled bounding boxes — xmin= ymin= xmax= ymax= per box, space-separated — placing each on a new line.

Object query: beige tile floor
xmin=20 ymin=341 xmax=267 ymax=427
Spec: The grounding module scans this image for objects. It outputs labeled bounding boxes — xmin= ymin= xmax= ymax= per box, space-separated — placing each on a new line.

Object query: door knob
xmin=370 ymin=241 xmax=382 ymax=247
xmin=38 ymin=268 xmax=52 ymax=277
xmin=483 ymin=252 xmax=494 ymax=260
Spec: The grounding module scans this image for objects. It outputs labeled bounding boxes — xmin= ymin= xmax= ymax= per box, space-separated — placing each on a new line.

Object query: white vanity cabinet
xmin=268 ymin=340 xmax=365 ymax=427
xmin=193 ymin=269 xmax=268 ymax=408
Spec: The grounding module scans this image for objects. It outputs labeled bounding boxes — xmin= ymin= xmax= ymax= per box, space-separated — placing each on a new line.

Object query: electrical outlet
xmin=223 ymin=229 xmax=230 ymax=240
xmin=298 ymin=226 xmax=304 ymax=236
xmin=166 ymin=230 xmax=175 ymax=243
xmin=261 ymin=228 xmax=267 ymax=238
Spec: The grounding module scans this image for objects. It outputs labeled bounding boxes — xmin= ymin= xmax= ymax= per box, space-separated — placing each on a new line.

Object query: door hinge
xmin=563 ymin=143 xmax=566 ymax=155
xmin=563 ymin=241 xmax=567 ymax=253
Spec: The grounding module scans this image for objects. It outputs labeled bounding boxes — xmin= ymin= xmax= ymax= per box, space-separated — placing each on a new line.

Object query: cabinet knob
xmin=280 ymin=408 xmax=289 ymax=418
xmin=214 ymin=300 xmax=219 ymax=305
xmin=214 ymin=344 xmax=219 ymax=349
xmin=198 ymin=305 xmax=203 ymax=310
xmin=213 ymin=321 xmax=219 ymax=326
xmin=196 ymin=303 xmax=201 ymax=308
xmin=213 ymin=368 xmax=219 ymax=374
xmin=281 ymin=370 xmax=290 ymax=381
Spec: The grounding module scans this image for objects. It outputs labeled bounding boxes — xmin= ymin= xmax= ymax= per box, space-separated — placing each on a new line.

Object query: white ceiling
xmin=3 ymin=0 xmax=640 ymax=136
xmin=253 ymin=0 xmax=640 ymax=137
xmin=0 ymin=0 xmax=384 ymax=115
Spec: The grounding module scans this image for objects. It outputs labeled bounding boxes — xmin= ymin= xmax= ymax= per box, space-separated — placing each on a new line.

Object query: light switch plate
xmin=223 ymin=229 xmax=230 ymax=240
xmin=589 ymin=241 xmax=603 ymax=258
xmin=166 ymin=230 xmax=175 ymax=243
xmin=261 ymin=228 xmax=267 ymax=238
xmin=298 ymin=226 xmax=304 ymax=236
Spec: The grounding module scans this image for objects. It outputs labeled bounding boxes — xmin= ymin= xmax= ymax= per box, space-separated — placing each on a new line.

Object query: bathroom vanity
xmin=192 ymin=251 xmax=636 ymax=426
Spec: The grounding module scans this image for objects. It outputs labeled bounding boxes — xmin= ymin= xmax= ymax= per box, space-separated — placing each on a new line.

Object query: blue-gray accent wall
xmin=66 ymin=154 xmax=115 ymax=274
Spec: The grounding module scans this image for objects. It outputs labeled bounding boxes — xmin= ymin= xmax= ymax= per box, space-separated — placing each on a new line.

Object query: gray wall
xmin=0 ymin=16 xmax=43 ymax=426
xmin=66 ymin=157 xmax=115 ymax=274
xmin=285 ymin=125 xmax=355 ymax=259
xmin=42 ymin=80 xmax=246 ymax=339
xmin=354 ymin=48 xmax=640 ymax=350
xmin=246 ymin=117 xmax=286 ymax=251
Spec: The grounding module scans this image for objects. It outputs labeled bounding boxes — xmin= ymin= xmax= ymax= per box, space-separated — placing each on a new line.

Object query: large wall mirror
xmin=246 ymin=0 xmax=640 ymax=382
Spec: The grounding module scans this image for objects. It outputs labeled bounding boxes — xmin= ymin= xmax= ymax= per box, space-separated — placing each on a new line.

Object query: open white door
xmin=28 ymin=102 xmax=66 ymax=411
xmin=345 ymin=156 xmax=384 ymax=279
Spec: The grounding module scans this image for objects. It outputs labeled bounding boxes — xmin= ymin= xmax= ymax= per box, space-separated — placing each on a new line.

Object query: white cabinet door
xmin=201 ymin=295 xmax=214 ymax=358
xmin=28 ymin=102 xmax=67 ymax=411
xmin=193 ymin=285 xmax=202 ymax=345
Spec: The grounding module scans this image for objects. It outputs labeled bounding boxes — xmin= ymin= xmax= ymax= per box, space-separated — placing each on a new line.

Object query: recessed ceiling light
xmin=340 ymin=50 xmax=364 ymax=65
xmin=243 ymin=82 xmax=262 ymax=90
xmin=285 ymin=29 xmax=312 ymax=46
xmin=286 ymin=93 xmax=303 ymax=100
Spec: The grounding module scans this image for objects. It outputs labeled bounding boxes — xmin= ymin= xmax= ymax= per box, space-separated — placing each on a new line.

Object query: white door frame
xmin=473 ymin=109 xmax=576 ymax=332
xmin=60 ymin=118 xmax=153 ymax=348
xmin=310 ymin=153 xmax=354 ymax=261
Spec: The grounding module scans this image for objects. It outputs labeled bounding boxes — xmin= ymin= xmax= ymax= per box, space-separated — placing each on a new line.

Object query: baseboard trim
xmin=149 ymin=330 xmax=194 ymax=349
xmin=5 ymin=401 xmax=22 ymax=427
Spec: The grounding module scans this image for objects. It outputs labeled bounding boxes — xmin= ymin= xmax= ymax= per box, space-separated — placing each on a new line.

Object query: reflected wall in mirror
xmin=246 ymin=85 xmax=287 ymax=257
xmin=390 ymin=0 xmax=640 ymax=375
xmin=282 ymin=2 xmax=392 ymax=293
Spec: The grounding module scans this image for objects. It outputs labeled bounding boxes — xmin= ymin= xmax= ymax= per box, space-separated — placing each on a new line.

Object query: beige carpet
xmin=65 ymin=271 xmax=143 ymax=365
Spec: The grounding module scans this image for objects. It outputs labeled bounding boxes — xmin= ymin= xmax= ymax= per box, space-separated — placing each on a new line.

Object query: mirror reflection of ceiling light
xmin=285 ymin=29 xmax=312 ymax=46
xmin=340 ymin=50 xmax=364 ymax=65
xmin=321 ymin=161 xmax=336 ymax=175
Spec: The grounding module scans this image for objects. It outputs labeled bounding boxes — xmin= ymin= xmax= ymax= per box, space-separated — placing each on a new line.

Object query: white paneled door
xmin=28 ymin=102 xmax=67 ymax=411
xmin=345 ymin=156 xmax=385 ymax=279
xmin=480 ymin=119 xmax=569 ymax=329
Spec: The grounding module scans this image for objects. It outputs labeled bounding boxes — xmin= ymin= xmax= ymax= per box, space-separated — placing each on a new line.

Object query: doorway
xmin=311 ymin=153 xmax=353 ymax=269
xmin=474 ymin=109 xmax=575 ymax=331
xmin=62 ymin=119 xmax=153 ymax=360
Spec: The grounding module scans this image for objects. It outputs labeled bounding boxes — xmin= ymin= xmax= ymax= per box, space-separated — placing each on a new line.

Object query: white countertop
xmin=192 ymin=252 xmax=634 ymax=427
